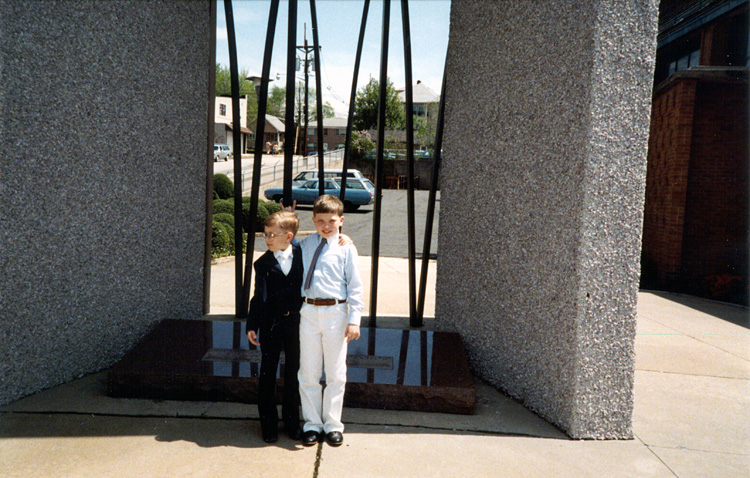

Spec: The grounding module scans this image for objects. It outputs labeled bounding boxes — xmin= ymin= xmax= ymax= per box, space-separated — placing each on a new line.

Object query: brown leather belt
xmin=305 ymin=298 xmax=347 ymax=306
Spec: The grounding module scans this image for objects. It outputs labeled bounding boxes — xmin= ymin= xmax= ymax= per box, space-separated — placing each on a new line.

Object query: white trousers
xmin=298 ymin=302 xmax=349 ymax=434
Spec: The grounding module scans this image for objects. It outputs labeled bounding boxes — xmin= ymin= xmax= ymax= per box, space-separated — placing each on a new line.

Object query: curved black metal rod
xmin=401 ymin=0 xmax=418 ymax=326
xmin=340 ymin=0 xmax=371 ymax=203
xmin=369 ymin=0 xmax=391 ymax=326
xmin=240 ymin=0 xmax=281 ymax=316
xmin=224 ymin=0 xmax=244 ymax=317
xmin=283 ymin=0 xmax=298 ymax=207
xmin=309 ymin=0 xmax=326 ymax=197
xmin=417 ymin=56 xmax=447 ymax=322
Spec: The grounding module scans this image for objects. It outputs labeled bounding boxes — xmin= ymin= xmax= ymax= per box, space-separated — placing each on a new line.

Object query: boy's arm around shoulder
xmin=344 ymin=243 xmax=364 ymax=326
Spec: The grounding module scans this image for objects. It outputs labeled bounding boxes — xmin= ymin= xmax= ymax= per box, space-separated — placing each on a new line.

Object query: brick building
xmin=642 ymin=0 xmax=748 ymax=304
xmin=307 ymin=117 xmax=348 ymax=154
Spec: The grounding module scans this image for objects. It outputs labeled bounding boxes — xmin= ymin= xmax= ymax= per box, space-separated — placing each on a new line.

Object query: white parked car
xmin=214 ymin=144 xmax=231 ymax=162
xmin=292 ymin=168 xmax=364 ymax=186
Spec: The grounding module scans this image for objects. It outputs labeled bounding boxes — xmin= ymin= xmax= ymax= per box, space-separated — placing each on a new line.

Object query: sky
xmin=216 ymin=0 xmax=451 ymax=116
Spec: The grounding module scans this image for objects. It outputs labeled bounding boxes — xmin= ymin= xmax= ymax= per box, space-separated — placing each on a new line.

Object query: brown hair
xmin=265 ymin=210 xmax=299 ymax=235
xmin=313 ymin=194 xmax=344 ymax=216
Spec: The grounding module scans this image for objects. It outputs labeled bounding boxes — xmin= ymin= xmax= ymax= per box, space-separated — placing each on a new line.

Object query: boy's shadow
xmin=153 ymin=417 xmax=307 ymax=450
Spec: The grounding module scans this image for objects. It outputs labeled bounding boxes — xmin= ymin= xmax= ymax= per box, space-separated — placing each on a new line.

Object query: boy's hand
xmin=247 ymin=330 xmax=260 ymax=346
xmin=345 ymin=324 xmax=360 ymax=342
xmin=338 ymin=233 xmax=353 ymax=246
xmin=282 ymin=199 xmax=297 ymax=212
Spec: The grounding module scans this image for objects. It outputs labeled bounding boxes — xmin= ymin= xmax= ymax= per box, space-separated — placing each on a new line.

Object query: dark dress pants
xmin=258 ymin=317 xmax=301 ymax=435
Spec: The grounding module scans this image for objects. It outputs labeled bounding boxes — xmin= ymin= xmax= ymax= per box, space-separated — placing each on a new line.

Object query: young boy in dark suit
xmin=246 ymin=210 xmax=304 ymax=443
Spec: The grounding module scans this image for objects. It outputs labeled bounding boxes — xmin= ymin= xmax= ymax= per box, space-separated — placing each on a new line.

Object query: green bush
xmin=265 ymin=200 xmax=282 ymax=215
xmin=213 ymin=198 xmax=234 ymax=216
xmin=241 ymin=200 xmax=268 ymax=232
xmin=213 ymin=174 xmax=234 ymax=199
xmin=213 ymin=212 xmax=235 ymax=229
xmin=211 ymin=220 xmax=232 ymax=256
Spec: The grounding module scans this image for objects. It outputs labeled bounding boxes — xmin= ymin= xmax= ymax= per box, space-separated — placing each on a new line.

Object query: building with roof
xmin=214 ymin=95 xmax=252 ymax=153
xmin=397 ymin=80 xmax=440 ymax=118
xmin=641 ymin=0 xmax=748 ymax=304
xmin=251 ymin=114 xmax=286 ymax=152
xmin=307 ymin=117 xmax=349 ymax=154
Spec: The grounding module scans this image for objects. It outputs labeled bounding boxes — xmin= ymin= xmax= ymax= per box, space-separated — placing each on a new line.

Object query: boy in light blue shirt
xmin=298 ymin=194 xmax=364 ymax=447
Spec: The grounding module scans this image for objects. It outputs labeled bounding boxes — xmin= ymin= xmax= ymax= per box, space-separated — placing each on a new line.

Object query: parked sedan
xmin=264 ymin=179 xmax=374 ymax=211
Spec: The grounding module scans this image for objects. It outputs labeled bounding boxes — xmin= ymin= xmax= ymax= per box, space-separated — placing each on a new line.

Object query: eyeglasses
xmin=263 ymin=232 xmax=285 ymax=239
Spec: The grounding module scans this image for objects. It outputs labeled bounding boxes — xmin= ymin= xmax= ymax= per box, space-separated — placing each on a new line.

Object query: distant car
xmin=414 ymin=150 xmax=432 ymax=160
xmin=292 ymin=169 xmax=365 ymax=186
xmin=264 ymin=178 xmax=374 ymax=211
xmin=214 ymin=144 xmax=231 ymax=162
xmin=364 ymin=149 xmax=397 ymax=160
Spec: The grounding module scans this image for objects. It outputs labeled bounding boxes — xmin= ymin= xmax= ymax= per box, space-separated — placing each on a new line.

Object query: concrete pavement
xmin=1 ymin=258 xmax=748 ymax=477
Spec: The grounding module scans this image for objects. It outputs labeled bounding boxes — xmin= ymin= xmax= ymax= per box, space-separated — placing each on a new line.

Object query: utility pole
xmin=297 ymin=23 xmax=317 ymax=156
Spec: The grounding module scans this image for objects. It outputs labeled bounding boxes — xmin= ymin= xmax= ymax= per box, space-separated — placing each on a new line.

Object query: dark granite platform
xmin=107 ymin=319 xmax=476 ymax=414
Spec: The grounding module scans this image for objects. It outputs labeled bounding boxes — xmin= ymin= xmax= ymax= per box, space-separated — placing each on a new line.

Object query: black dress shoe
xmin=325 ymin=431 xmax=343 ymax=447
xmin=262 ymin=431 xmax=278 ymax=443
xmin=287 ymin=427 xmax=304 ymax=440
xmin=301 ymin=430 xmax=320 ymax=446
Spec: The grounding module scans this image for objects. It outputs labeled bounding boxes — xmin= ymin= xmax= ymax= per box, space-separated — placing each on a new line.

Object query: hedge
xmin=213 ymin=174 xmax=234 ymax=199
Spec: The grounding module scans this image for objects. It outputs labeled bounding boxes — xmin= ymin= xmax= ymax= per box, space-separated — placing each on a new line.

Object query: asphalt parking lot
xmin=254 ymin=189 xmax=440 ymax=258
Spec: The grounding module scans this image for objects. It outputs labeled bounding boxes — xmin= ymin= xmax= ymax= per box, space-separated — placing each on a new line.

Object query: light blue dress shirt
xmin=300 ymin=232 xmax=364 ymax=326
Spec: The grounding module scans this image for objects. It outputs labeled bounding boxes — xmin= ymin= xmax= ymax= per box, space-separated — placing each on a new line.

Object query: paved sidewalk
xmin=1 ymin=259 xmax=748 ymax=477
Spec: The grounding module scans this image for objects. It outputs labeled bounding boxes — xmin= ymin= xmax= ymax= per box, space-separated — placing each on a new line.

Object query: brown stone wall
xmin=642 ymin=78 xmax=697 ymax=286
xmin=642 ymin=72 xmax=749 ymax=304
xmin=681 ymin=80 xmax=749 ymax=301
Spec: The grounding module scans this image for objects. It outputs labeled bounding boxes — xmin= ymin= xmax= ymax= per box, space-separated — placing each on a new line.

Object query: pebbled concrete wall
xmin=0 ymin=1 xmax=211 ymax=405
xmin=437 ymin=0 xmax=658 ymax=438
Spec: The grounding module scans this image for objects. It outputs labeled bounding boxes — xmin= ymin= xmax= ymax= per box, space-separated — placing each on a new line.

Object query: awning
xmin=225 ymin=124 xmax=253 ymax=135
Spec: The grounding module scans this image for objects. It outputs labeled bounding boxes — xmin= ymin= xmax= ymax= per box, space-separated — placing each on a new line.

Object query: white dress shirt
xmin=274 ymin=244 xmax=293 ymax=276
xmin=300 ymin=232 xmax=364 ymax=325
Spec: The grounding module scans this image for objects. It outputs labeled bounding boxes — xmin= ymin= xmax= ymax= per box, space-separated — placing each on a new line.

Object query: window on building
xmin=220 ymin=104 xmax=227 ymax=116
xmin=336 ymin=129 xmax=346 ymax=136
xmin=667 ymin=48 xmax=700 ymax=76
xmin=413 ymin=104 xmax=427 ymax=117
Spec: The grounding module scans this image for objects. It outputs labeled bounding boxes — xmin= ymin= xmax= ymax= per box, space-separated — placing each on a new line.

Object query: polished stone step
xmin=107 ymin=319 xmax=475 ymax=414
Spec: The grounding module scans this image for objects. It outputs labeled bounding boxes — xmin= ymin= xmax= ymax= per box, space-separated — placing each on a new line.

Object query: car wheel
xmin=214 ymin=155 xmax=219 ymax=162
xmin=273 ymin=195 xmax=283 ymax=203
xmin=343 ymin=201 xmax=359 ymax=212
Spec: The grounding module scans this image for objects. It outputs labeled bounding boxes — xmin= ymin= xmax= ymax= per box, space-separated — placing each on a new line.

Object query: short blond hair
xmin=312 ymin=194 xmax=344 ymax=216
xmin=265 ymin=210 xmax=299 ymax=235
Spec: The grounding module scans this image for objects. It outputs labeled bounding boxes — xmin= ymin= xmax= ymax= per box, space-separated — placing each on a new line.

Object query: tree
xmin=267 ymin=82 xmax=335 ymax=121
xmin=352 ymin=78 xmax=405 ymax=131
xmin=267 ymin=85 xmax=286 ymax=118
xmin=414 ymin=110 xmax=439 ymax=149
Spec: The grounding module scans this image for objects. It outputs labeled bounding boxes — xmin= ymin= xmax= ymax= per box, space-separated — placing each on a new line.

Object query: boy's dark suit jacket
xmin=246 ymin=243 xmax=303 ymax=435
xmin=246 ymin=243 xmax=304 ymax=333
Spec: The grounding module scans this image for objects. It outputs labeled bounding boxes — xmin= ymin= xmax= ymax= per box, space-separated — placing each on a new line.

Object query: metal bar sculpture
xmin=400 ymin=0 xmax=418 ymax=325
xmin=310 ymin=0 xmax=326 ymax=197
xmin=340 ymin=0 xmax=371 ymax=203
xmin=219 ymin=0 xmax=446 ymax=328
xmin=240 ymin=0 xmax=280 ymax=315
xmin=283 ymin=0 xmax=298 ymax=208
xmin=223 ymin=0 xmax=244 ymax=317
xmin=417 ymin=58 xmax=447 ymax=323
xmin=369 ymin=0 xmax=392 ymax=326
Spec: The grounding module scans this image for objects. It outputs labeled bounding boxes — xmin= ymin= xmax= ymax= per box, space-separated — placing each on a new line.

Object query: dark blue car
xmin=264 ymin=178 xmax=375 ymax=211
